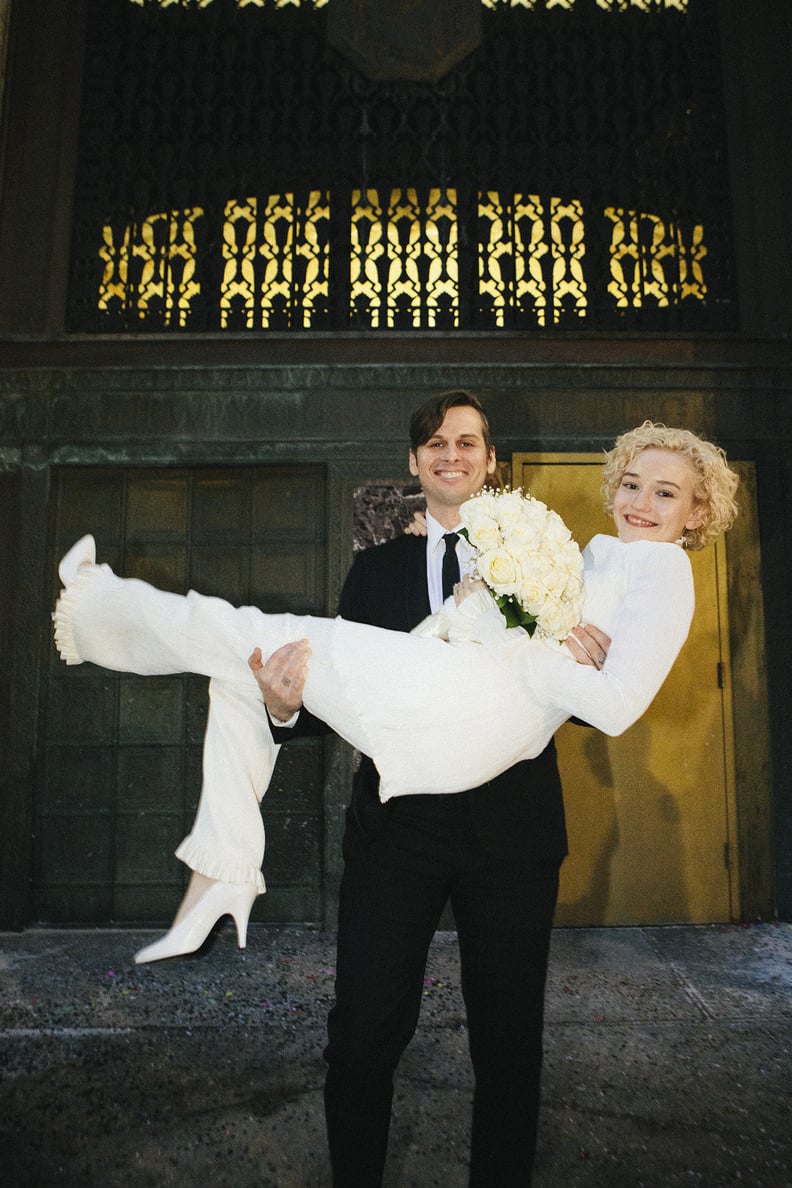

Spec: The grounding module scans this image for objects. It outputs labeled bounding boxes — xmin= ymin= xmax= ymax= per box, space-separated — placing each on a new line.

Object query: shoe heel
xmin=231 ymin=886 xmax=257 ymax=950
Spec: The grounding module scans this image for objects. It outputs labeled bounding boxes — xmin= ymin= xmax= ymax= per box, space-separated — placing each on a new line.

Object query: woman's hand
xmin=453 ymin=574 xmax=486 ymax=606
xmin=403 ymin=510 xmax=428 ymax=536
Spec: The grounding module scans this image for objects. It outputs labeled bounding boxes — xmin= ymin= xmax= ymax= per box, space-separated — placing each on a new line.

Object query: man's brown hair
xmin=409 ymin=390 xmax=494 ymax=454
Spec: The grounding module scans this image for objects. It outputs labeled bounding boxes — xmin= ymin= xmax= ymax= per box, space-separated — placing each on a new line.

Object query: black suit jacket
xmin=274 ymin=533 xmax=568 ymax=865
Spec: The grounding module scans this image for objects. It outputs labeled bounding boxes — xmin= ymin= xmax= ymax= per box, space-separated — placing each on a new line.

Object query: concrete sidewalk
xmin=1 ymin=924 xmax=790 ymax=1187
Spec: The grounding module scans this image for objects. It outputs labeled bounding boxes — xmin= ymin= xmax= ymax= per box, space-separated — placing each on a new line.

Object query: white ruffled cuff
xmin=175 ymin=836 xmax=266 ymax=894
xmin=52 ymin=567 xmax=99 ymax=665
xmin=446 ymin=588 xmax=522 ymax=648
xmin=410 ymin=589 xmax=523 ymax=648
xmin=410 ymin=606 xmax=454 ymax=640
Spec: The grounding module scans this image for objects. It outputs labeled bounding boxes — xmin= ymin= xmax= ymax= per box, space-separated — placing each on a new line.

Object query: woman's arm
xmin=519 ymin=543 xmax=695 ymax=736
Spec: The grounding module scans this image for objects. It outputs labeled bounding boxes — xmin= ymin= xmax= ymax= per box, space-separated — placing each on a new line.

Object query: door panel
xmin=514 ymin=454 xmax=738 ymax=925
xmin=38 ymin=466 xmax=327 ymax=926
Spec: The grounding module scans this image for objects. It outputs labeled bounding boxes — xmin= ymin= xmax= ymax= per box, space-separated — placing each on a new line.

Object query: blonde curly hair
xmin=601 ymin=421 xmax=739 ymax=551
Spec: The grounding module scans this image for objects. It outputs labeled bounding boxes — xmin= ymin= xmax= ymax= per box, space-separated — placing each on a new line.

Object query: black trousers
xmin=324 ymin=789 xmax=560 ymax=1187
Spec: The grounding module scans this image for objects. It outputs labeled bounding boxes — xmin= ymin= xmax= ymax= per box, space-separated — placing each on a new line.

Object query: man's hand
xmin=565 ymin=623 xmax=611 ymax=669
xmin=403 ymin=510 xmax=428 ymax=536
xmin=248 ymin=640 xmax=311 ymax=722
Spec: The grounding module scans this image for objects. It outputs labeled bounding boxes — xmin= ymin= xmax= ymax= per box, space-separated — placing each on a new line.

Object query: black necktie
xmin=441 ymin=532 xmax=460 ymax=600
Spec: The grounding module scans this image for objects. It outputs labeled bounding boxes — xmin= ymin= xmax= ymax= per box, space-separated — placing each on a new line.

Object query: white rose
xmin=519 ymin=496 xmax=550 ymax=533
xmin=542 ymin=558 xmax=579 ymax=597
xmin=519 ymin=572 xmax=548 ymax=616
xmin=559 ymin=537 xmax=584 ymax=569
xmin=541 ymin=512 xmax=573 ymax=551
xmin=556 ymin=546 xmax=585 ymax=597
xmin=463 ymin=509 xmax=501 ymax=552
xmin=476 ymin=547 xmax=523 ymax=597
xmin=494 ymin=489 xmax=528 ymax=528
xmin=461 ymin=493 xmax=503 ymax=552
xmin=537 ymin=594 xmax=581 ymax=640
xmin=462 ymin=490 xmax=499 ymax=521
xmin=506 ymin=521 xmax=542 ymax=553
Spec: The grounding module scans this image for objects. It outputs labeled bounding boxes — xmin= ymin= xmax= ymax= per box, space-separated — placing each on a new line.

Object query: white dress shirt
xmin=425 ymin=510 xmax=475 ymax=613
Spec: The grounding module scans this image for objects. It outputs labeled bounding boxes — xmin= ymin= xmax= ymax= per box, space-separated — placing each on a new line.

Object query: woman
xmin=53 ymin=421 xmax=738 ymax=962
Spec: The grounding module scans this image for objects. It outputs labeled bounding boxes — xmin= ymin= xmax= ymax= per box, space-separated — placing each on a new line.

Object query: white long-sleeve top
xmin=516 ymin=534 xmax=695 ymax=736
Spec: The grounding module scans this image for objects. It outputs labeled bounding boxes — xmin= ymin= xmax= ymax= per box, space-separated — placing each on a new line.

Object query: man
xmin=257 ymin=391 xmax=608 ymax=1186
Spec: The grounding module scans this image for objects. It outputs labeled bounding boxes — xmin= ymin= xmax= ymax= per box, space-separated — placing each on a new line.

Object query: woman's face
xmin=612 ymin=448 xmax=705 ymax=545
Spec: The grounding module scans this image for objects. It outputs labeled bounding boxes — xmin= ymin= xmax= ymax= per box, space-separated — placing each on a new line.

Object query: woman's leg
xmin=130 ymin=671 xmax=274 ymax=962
xmin=175 ymin=676 xmax=278 ymax=892
xmin=54 ymin=545 xmax=391 ymax=766
xmin=54 ymin=550 xmax=311 ymax=683
xmin=54 ymin=542 xmax=307 ymax=939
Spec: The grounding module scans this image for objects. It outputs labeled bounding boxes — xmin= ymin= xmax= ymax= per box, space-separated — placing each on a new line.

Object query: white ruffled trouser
xmin=53 ymin=549 xmax=555 ymax=874
xmin=54 ymin=561 xmax=354 ymax=893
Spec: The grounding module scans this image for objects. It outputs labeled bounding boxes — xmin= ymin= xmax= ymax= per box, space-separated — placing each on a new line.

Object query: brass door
xmin=513 ymin=454 xmax=739 ymax=925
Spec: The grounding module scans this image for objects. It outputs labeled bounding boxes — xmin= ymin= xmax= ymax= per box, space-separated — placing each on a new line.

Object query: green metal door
xmin=37 ymin=465 xmax=327 ymax=926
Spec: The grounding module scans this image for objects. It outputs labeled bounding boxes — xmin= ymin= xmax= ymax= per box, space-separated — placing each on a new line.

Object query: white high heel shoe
xmin=134 ymin=881 xmax=257 ymax=965
xmin=58 ymin=534 xmax=96 ymax=585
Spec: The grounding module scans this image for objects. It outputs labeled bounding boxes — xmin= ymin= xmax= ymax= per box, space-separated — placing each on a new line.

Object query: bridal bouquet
xmin=459 ymin=487 xmax=585 ymax=640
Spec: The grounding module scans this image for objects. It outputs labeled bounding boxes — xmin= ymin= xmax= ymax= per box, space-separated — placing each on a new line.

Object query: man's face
xmin=409 ymin=405 xmax=496 ymax=522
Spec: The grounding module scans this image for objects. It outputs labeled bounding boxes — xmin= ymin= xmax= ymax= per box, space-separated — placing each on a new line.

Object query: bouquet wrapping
xmin=459 ymin=487 xmax=585 ymax=641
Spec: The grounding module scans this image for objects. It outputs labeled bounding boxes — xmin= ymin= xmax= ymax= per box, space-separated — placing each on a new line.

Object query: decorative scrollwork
xmin=69 ymin=0 xmax=732 ymax=332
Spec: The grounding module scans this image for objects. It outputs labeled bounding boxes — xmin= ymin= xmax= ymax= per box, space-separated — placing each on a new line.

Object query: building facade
xmin=0 ymin=0 xmax=789 ymax=928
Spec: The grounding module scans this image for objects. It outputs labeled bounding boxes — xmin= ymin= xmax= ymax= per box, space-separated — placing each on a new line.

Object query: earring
xmin=675 ymin=534 xmax=688 ymax=548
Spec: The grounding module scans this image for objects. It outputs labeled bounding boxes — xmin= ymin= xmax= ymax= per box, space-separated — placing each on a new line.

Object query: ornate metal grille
xmin=67 ymin=0 xmax=735 ymax=332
